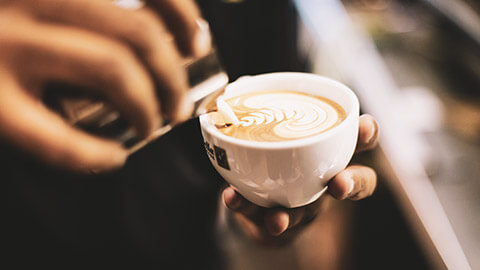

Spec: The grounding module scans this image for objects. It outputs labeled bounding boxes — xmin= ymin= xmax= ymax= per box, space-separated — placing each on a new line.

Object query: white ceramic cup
xmin=199 ymin=72 xmax=359 ymax=208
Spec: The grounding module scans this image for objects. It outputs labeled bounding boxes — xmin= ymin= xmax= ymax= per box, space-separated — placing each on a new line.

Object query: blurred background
xmin=199 ymin=0 xmax=479 ymax=269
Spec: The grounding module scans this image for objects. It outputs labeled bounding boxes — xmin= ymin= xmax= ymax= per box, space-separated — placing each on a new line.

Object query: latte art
xmin=216 ymin=91 xmax=346 ymax=142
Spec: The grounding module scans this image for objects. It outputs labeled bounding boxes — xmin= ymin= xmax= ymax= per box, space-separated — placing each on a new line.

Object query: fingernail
xmin=224 ymin=188 xmax=241 ymax=209
xmin=175 ymin=95 xmax=194 ymax=122
xmin=267 ymin=212 xmax=289 ymax=236
xmin=366 ymin=126 xmax=375 ymax=145
xmin=346 ymin=177 xmax=355 ymax=197
xmin=153 ymin=114 xmax=163 ymax=131
xmin=91 ymin=148 xmax=127 ymax=173
xmin=194 ymin=18 xmax=212 ymax=57
xmin=112 ymin=148 xmax=128 ymax=167
xmin=362 ymin=115 xmax=377 ymax=144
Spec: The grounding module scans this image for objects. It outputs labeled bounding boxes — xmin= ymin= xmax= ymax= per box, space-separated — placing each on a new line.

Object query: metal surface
xmin=58 ymin=49 xmax=228 ymax=155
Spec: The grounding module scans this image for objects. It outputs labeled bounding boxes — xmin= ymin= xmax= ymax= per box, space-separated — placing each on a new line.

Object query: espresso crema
xmin=216 ymin=91 xmax=346 ymax=142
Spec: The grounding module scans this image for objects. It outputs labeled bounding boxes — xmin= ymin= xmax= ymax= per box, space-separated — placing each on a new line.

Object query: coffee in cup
xmin=199 ymin=72 xmax=359 ymax=208
xmin=216 ymin=91 xmax=346 ymax=142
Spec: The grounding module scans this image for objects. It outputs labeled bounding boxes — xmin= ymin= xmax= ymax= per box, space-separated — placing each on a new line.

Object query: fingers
xmin=264 ymin=208 xmax=310 ymax=236
xmin=264 ymin=210 xmax=290 ymax=236
xmin=223 ymin=187 xmax=260 ymax=219
xmin=356 ymin=114 xmax=379 ymax=153
xmin=222 ymin=114 xmax=380 ymax=240
xmin=10 ymin=21 xmax=161 ymax=138
xmin=0 ymin=78 xmax=127 ymax=172
xmin=223 ymin=187 xmax=289 ymax=239
xmin=223 ymin=187 xmax=319 ymax=237
xmin=264 ymin=196 xmax=327 ymax=236
xmin=328 ymin=165 xmax=377 ymax=200
xmin=330 ymin=115 xmax=378 ymax=199
xmin=21 ymin=0 xmax=192 ymax=121
xmin=148 ymin=0 xmax=211 ymax=57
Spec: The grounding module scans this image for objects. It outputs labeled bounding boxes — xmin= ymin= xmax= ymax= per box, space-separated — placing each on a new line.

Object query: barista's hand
xmin=0 ymin=0 xmax=210 ymax=172
xmin=223 ymin=114 xmax=379 ymax=244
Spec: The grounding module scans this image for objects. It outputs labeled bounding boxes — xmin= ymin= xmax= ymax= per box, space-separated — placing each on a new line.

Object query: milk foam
xmin=217 ymin=91 xmax=346 ymax=142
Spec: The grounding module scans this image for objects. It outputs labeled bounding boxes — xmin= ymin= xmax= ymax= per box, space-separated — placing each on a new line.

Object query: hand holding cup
xmin=199 ymin=72 xmax=379 ymax=243
xmin=222 ymin=114 xmax=378 ymax=243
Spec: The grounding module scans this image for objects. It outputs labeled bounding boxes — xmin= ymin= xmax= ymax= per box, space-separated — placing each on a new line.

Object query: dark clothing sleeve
xmin=5 ymin=119 xmax=225 ymax=269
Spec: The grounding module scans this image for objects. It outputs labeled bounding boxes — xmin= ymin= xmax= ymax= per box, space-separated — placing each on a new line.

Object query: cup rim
xmin=199 ymin=72 xmax=359 ymax=149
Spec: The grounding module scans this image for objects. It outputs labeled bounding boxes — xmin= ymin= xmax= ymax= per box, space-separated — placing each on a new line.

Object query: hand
xmin=222 ymin=114 xmax=379 ymax=244
xmin=0 ymin=0 xmax=210 ymax=172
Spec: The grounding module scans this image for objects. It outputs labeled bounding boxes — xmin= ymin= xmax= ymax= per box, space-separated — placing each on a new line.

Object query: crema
xmin=216 ymin=91 xmax=346 ymax=142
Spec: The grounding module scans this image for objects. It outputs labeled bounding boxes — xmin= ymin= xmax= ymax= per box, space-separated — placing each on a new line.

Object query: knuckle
xmin=125 ymin=10 xmax=163 ymax=54
xmin=95 ymin=45 xmax=133 ymax=85
xmin=132 ymin=10 xmax=157 ymax=31
xmin=94 ymin=42 xmax=155 ymax=105
xmin=0 ymin=19 xmax=24 ymax=58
